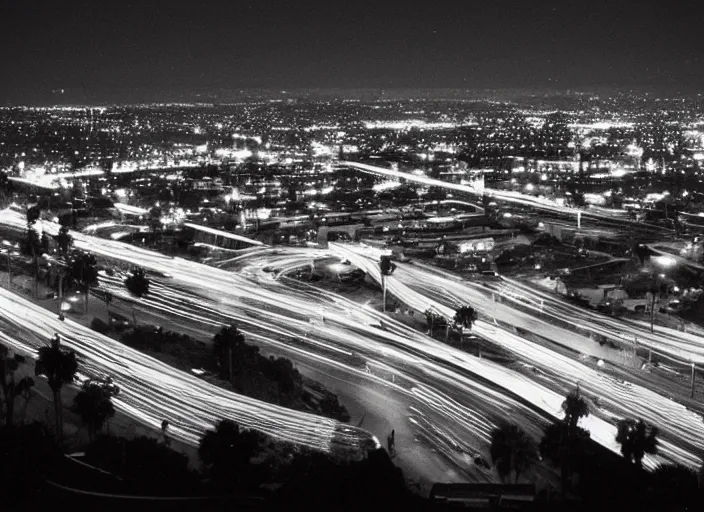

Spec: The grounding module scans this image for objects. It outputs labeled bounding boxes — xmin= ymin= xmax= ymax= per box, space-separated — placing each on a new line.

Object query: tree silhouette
xmin=490 ymin=422 xmax=538 ymax=484
xmin=69 ymin=252 xmax=99 ymax=312
xmin=85 ymin=434 xmax=202 ymax=496
xmin=26 ymin=205 xmax=40 ymax=225
xmin=379 ymin=255 xmax=396 ymax=312
xmin=562 ymin=387 xmax=590 ymax=431
xmin=0 ymin=346 xmax=35 ymax=426
xmin=124 ymin=267 xmax=150 ymax=326
xmin=454 ymin=305 xmax=478 ymax=330
xmin=616 ymin=418 xmax=659 ymax=468
xmin=73 ymin=381 xmax=115 ymax=441
xmin=34 ymin=335 xmax=78 ymax=443
xmin=540 ymin=387 xmax=592 ymax=496
xmin=55 ymin=225 xmax=73 ymax=257
xmin=634 ymin=244 xmax=651 ymax=266
xmin=198 ymin=419 xmax=264 ymax=491
xmin=213 ymin=324 xmax=245 ymax=383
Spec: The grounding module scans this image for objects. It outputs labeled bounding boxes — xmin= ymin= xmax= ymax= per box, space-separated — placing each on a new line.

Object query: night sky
xmin=1 ymin=0 xmax=703 ymax=104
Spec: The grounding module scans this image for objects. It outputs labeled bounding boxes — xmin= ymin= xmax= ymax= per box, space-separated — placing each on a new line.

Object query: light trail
xmin=328 ymin=242 xmax=704 ymax=470
xmin=1 ymin=209 xmax=700 ymax=474
xmin=340 ymin=161 xmax=671 ymax=231
xmin=0 ymin=287 xmax=378 ymax=458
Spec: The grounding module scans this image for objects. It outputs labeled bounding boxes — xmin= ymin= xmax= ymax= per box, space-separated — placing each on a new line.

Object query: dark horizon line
xmin=3 ymin=84 xmax=703 ymax=108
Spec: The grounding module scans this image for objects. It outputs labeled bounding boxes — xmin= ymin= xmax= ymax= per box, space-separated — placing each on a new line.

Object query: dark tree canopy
xmin=490 ymin=422 xmax=538 ymax=484
xmin=70 ymin=252 xmax=99 ymax=291
xmin=125 ymin=267 xmax=150 ymax=298
xmin=85 ymin=434 xmax=203 ymax=496
xmin=198 ymin=419 xmax=265 ymax=491
xmin=35 ymin=338 xmax=78 ymax=394
xmin=0 ymin=346 xmax=35 ymax=427
xmin=616 ymin=418 xmax=659 ymax=467
xmin=73 ymin=381 xmax=116 ymax=440
xmin=454 ymin=305 xmax=478 ymax=329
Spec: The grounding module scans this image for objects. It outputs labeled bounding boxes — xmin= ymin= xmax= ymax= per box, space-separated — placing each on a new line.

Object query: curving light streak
xmin=0 ymin=287 xmax=378 ymax=457
xmin=340 ymin=161 xmax=671 ymax=230
xmin=328 ymin=242 xmax=704 ymax=470
xmin=1 ymin=208 xmax=701 ymax=473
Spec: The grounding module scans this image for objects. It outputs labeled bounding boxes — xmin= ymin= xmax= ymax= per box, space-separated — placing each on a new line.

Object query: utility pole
xmin=691 ymin=363 xmax=696 ymax=398
xmin=633 ymin=335 xmax=638 ymax=358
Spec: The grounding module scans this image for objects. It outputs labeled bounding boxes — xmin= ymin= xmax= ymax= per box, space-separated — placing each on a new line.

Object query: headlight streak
xmin=2 ymin=209 xmax=701 ymax=473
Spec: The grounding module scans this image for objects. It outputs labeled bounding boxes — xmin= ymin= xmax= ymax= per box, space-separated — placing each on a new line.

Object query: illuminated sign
xmin=458 ymin=238 xmax=495 ymax=254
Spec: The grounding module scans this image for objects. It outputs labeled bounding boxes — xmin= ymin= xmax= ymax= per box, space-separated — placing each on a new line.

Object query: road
xmin=1 ymin=208 xmax=701 ymax=478
xmin=0 ymin=287 xmax=378 ymax=459
xmin=89 ymin=265 xmax=559 ymax=485
xmin=326 ymin=242 xmax=704 ymax=470
xmin=0 ymin=208 xmax=568 ymax=486
xmin=340 ymin=161 xmax=672 ymax=233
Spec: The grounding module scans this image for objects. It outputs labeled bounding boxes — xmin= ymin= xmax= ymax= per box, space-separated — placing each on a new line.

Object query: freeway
xmin=1 ymin=208 xmax=701 ymax=474
xmin=89 ymin=262 xmax=565 ymax=484
xmin=0 ymin=287 xmax=377 ymax=457
xmin=340 ymin=161 xmax=672 ymax=233
xmin=387 ymin=256 xmax=704 ymax=372
xmin=0 ymin=209 xmax=587 ymax=483
xmin=327 ymin=242 xmax=704 ymax=470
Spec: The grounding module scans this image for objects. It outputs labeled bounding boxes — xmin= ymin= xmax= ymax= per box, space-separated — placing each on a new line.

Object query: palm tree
xmin=69 ymin=252 xmax=99 ymax=313
xmin=453 ymin=305 xmax=479 ymax=344
xmin=34 ymin=334 xmax=78 ymax=443
xmin=213 ymin=324 xmax=245 ymax=383
xmin=379 ymin=255 xmax=396 ymax=313
xmin=198 ymin=419 xmax=264 ymax=491
xmin=73 ymin=381 xmax=115 ymax=441
xmin=562 ymin=387 xmax=589 ymax=431
xmin=124 ymin=267 xmax=150 ymax=326
xmin=490 ymin=422 xmax=538 ymax=484
xmin=615 ymin=418 xmax=659 ymax=468
xmin=540 ymin=389 xmax=591 ymax=497
xmin=0 ymin=346 xmax=35 ymax=426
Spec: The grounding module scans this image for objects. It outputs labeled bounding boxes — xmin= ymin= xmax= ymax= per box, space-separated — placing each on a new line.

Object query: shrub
xmin=90 ymin=317 xmax=111 ymax=335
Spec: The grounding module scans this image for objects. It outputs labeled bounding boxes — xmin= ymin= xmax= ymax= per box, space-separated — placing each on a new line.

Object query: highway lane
xmin=328 ymin=242 xmax=704 ymax=470
xmin=91 ymin=268 xmax=562 ymax=483
xmin=0 ymin=210 xmax=560 ymax=482
xmin=0 ymin=210 xmax=578 ymax=482
xmin=0 ymin=287 xmax=378 ymax=458
xmin=491 ymin=274 xmax=704 ymax=363
xmin=2 ymin=209 xmax=700 ymax=472
xmin=403 ymin=259 xmax=704 ymax=369
xmin=339 ymin=161 xmax=672 ymax=233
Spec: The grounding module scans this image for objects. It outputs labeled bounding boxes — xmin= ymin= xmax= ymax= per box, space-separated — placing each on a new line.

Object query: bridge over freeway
xmin=337 ymin=161 xmax=673 ymax=234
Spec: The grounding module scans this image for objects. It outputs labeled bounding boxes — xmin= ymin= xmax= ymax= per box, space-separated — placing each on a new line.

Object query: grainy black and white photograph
xmin=1 ymin=1 xmax=704 ymax=510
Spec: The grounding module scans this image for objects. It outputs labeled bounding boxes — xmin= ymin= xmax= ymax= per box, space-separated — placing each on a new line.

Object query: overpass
xmin=338 ymin=161 xmax=672 ymax=234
